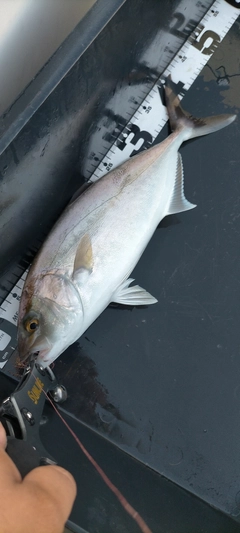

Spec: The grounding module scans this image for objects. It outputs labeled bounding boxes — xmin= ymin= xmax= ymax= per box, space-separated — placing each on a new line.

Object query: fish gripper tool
xmin=0 ymin=360 xmax=67 ymax=477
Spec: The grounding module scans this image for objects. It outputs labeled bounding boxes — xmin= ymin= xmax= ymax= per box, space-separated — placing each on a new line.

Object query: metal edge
xmin=0 ymin=0 xmax=127 ymax=156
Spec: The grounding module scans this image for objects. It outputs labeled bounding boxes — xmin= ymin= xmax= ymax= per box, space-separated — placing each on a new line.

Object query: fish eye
xmin=25 ymin=318 xmax=39 ymax=333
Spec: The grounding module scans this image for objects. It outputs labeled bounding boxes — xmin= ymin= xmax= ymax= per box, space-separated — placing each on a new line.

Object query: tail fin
xmin=164 ymin=82 xmax=236 ymax=142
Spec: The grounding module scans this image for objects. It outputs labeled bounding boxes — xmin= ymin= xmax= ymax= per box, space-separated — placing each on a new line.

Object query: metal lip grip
xmin=0 ymin=359 xmax=67 ymax=477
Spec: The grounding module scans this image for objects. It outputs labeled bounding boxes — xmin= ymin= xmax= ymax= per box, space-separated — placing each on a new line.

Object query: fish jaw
xmin=36 ymin=340 xmax=69 ymax=367
xmin=18 ymin=323 xmax=53 ymax=364
xmin=17 ymin=272 xmax=84 ymax=367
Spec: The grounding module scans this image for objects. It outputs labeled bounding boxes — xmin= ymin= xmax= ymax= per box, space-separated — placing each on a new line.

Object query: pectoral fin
xmin=73 ymin=234 xmax=93 ymax=284
xmin=167 ymin=153 xmax=196 ymax=216
xmin=112 ymin=278 xmax=158 ymax=306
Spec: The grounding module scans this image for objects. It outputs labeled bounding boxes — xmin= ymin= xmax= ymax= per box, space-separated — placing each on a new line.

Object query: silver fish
xmin=17 ymin=86 xmax=236 ymax=367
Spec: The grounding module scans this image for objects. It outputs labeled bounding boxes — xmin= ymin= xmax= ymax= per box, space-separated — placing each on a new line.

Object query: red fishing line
xmin=41 ymin=384 xmax=152 ymax=533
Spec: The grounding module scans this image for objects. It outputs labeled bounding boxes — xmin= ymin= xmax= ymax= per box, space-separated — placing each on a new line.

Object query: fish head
xmin=17 ymin=272 xmax=84 ymax=367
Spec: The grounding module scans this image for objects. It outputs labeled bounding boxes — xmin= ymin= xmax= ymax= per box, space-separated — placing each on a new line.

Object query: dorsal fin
xmin=69 ymin=182 xmax=92 ymax=204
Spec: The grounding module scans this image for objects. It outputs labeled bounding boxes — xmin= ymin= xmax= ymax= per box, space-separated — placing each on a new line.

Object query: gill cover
xmin=18 ymin=271 xmax=84 ymax=364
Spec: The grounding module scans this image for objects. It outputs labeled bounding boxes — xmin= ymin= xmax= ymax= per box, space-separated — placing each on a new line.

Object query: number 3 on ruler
xmin=191 ymin=28 xmax=220 ymax=55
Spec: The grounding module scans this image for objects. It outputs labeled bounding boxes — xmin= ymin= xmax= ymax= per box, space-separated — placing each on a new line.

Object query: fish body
xmin=18 ymin=86 xmax=236 ymax=366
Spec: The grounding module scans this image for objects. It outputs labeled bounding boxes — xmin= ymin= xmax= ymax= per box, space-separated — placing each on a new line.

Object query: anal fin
xmin=167 ymin=153 xmax=196 ymax=216
xmin=112 ymin=278 xmax=157 ymax=306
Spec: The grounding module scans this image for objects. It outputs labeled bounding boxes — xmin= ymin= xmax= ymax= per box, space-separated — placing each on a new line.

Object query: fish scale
xmin=0 ymin=0 xmax=239 ymax=373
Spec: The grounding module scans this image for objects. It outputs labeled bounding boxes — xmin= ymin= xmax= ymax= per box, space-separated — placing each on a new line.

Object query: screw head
xmin=50 ymin=385 xmax=67 ymax=404
xmin=21 ymin=408 xmax=35 ymax=426
xmin=35 ymin=364 xmax=46 ymax=376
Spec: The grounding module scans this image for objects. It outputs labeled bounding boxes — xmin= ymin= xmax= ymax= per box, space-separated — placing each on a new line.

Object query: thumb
xmin=22 ymin=464 xmax=77 ymax=529
xmin=0 ymin=422 xmax=7 ymax=449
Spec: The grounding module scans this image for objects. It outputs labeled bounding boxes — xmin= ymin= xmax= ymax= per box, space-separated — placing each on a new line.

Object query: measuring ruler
xmin=0 ymin=0 xmax=239 ymax=374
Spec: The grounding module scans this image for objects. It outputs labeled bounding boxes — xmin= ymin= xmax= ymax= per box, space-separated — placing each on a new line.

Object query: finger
xmin=22 ymin=464 xmax=77 ymax=530
xmin=0 ymin=424 xmax=22 ymax=484
xmin=0 ymin=422 xmax=7 ymax=448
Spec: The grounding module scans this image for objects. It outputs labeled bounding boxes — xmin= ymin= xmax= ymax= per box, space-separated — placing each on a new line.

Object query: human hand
xmin=0 ymin=422 xmax=77 ymax=533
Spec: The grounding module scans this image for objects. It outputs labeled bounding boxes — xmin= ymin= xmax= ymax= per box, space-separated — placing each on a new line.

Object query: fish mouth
xmin=17 ymin=331 xmax=53 ymax=366
xmin=15 ymin=348 xmax=39 ymax=372
xmin=17 ymin=339 xmax=34 ymax=365
xmin=17 ymin=348 xmax=53 ymax=371
xmin=36 ymin=348 xmax=52 ymax=365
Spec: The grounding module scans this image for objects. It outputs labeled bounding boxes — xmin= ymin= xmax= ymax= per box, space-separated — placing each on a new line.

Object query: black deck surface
xmin=53 ymin=21 xmax=240 ymax=521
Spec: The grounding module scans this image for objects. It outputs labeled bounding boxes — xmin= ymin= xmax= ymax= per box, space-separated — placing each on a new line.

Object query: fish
xmin=17 ymin=84 xmax=236 ymax=367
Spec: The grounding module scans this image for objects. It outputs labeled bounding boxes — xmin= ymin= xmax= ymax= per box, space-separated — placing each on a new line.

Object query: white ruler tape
xmin=82 ymin=0 xmax=215 ymax=179
xmin=0 ymin=270 xmax=28 ymax=368
xmin=0 ymin=0 xmax=239 ymax=370
xmin=89 ymin=0 xmax=240 ymax=180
